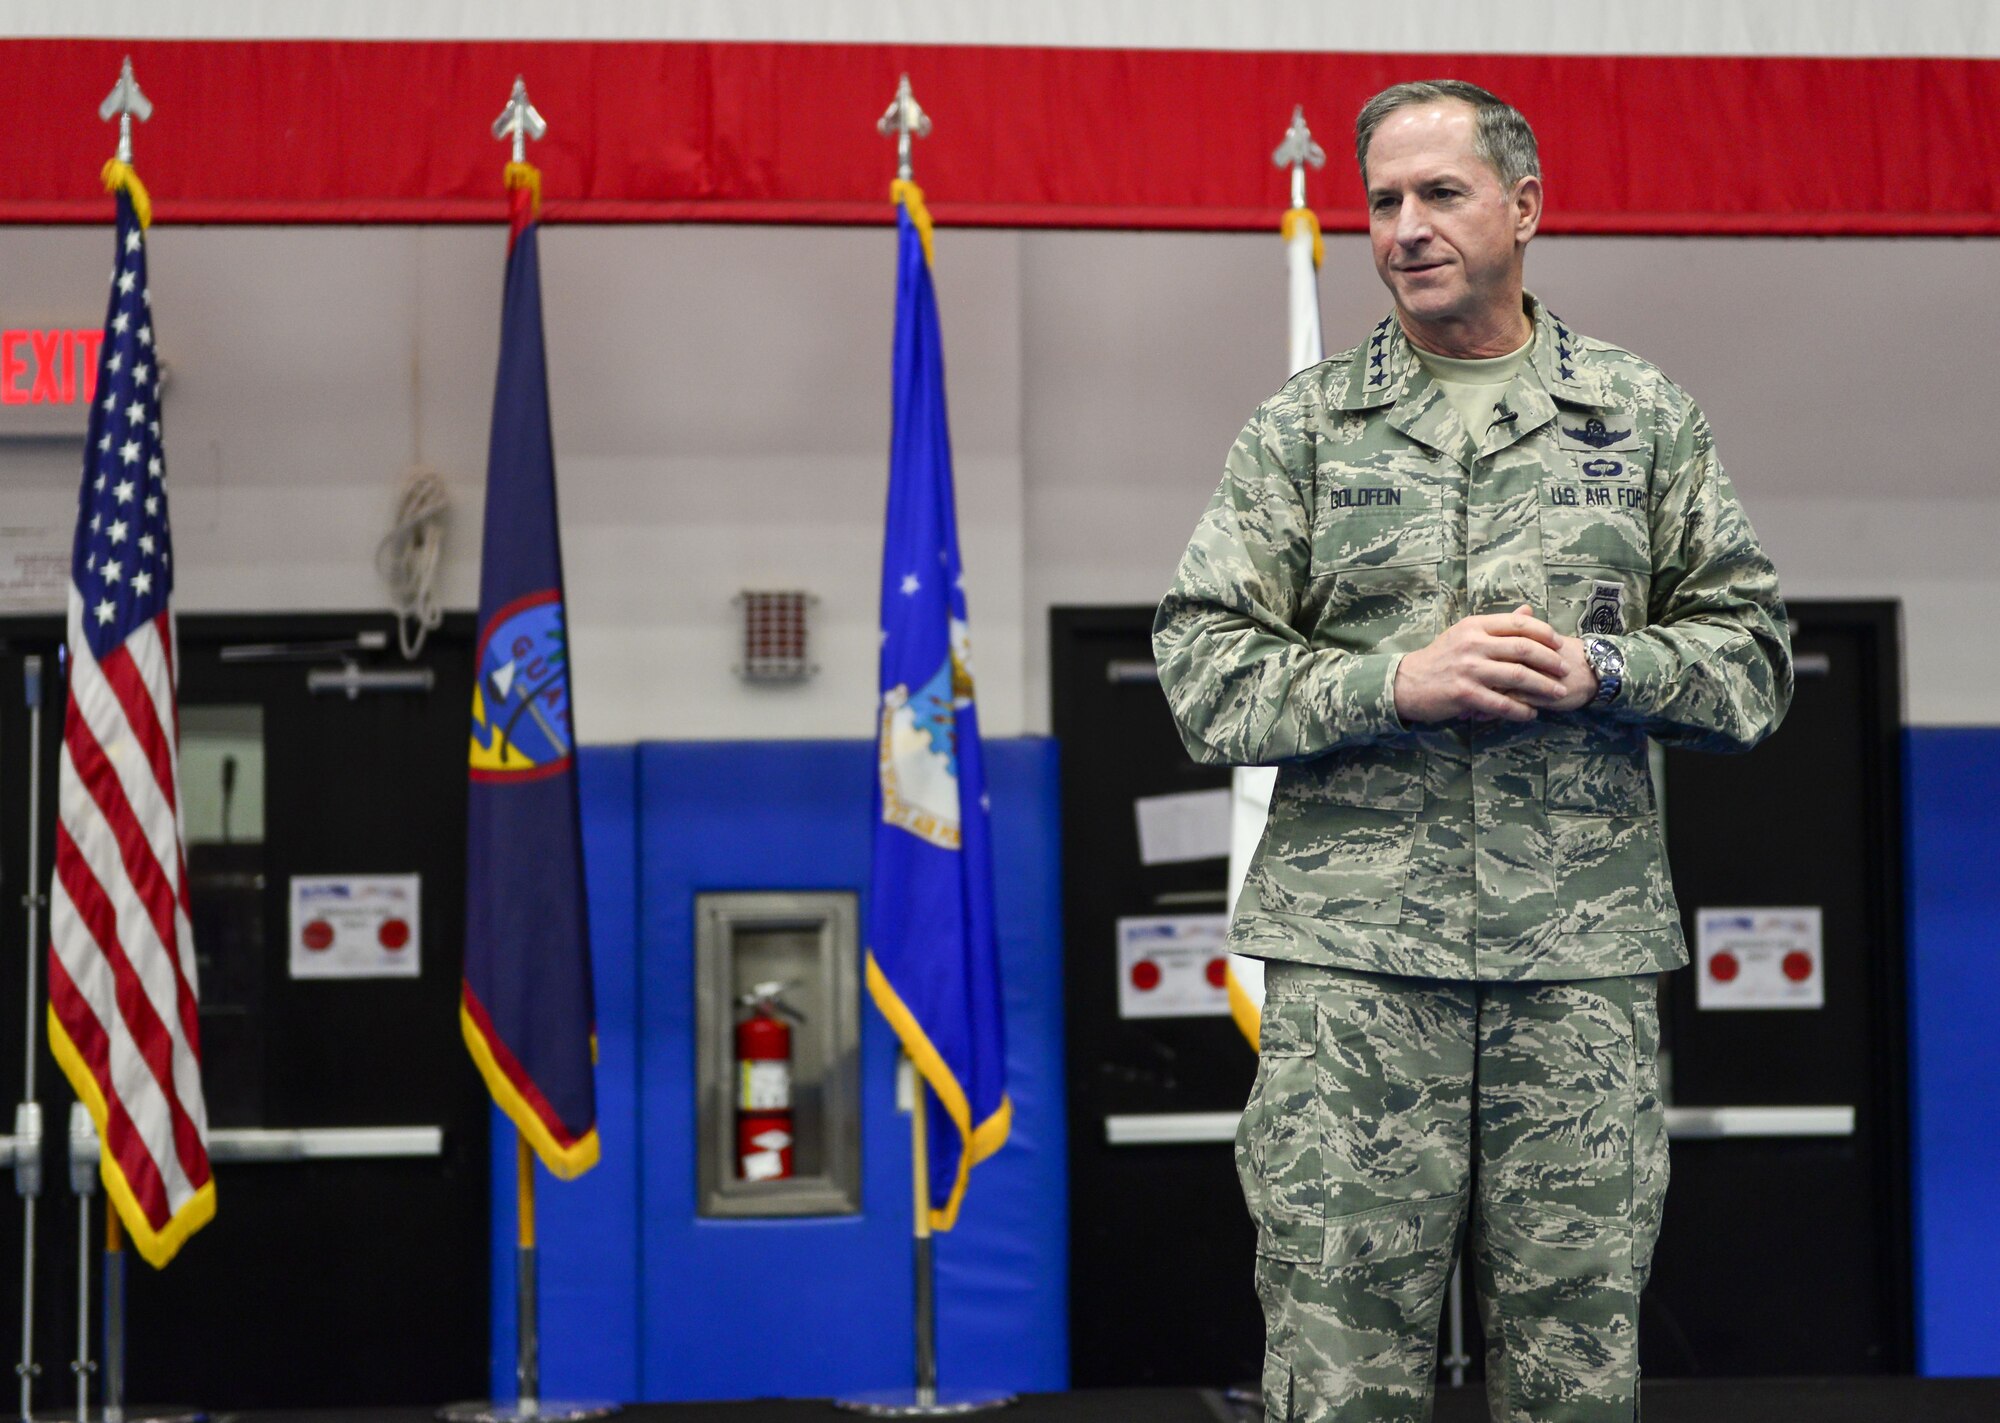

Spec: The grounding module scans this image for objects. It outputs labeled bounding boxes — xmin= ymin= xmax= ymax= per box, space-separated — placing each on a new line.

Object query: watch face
xmin=1585 ymin=639 xmax=1623 ymax=700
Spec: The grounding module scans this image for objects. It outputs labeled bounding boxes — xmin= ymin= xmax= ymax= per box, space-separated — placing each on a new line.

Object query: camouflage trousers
xmin=1240 ymin=962 xmax=1668 ymax=1423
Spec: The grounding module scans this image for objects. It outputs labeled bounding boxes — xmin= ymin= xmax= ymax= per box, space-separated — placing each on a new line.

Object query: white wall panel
xmin=0 ymin=221 xmax=1990 ymax=736
xmin=1028 ymin=229 xmax=2000 ymax=731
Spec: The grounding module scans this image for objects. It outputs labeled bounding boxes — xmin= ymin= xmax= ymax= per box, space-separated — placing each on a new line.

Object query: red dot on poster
xmin=301 ymin=920 xmax=334 ymax=952
xmin=1205 ymin=958 xmax=1229 ymax=988
xmin=378 ymin=918 xmax=411 ymax=951
xmin=1709 ymin=951 xmax=1740 ymax=983
xmin=1782 ymin=950 xmax=1814 ymax=983
xmin=1130 ymin=960 xmax=1162 ymax=992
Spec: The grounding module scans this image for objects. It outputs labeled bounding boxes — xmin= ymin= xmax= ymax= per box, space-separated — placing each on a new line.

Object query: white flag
xmin=1226 ymin=205 xmax=1325 ymax=1047
xmin=1282 ymin=207 xmax=1325 ymax=381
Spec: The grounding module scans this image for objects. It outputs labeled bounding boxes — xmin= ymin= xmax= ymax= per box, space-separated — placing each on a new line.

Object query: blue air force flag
xmin=460 ymin=170 xmax=599 ymax=1178
xmin=866 ymin=182 xmax=1010 ymax=1230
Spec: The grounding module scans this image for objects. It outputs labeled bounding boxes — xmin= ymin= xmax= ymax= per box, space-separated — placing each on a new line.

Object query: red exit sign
xmin=2 ymin=329 xmax=104 ymax=407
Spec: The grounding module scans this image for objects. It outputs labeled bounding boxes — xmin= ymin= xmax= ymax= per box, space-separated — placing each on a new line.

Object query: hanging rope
xmin=376 ymin=467 xmax=449 ymax=660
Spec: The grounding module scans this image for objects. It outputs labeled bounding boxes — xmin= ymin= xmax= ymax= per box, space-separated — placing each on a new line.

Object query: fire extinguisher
xmin=736 ymin=981 xmax=804 ymax=1182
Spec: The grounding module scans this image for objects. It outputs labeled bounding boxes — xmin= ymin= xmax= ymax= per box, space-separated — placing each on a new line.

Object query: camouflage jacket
xmin=1154 ymin=298 xmax=1792 ymax=980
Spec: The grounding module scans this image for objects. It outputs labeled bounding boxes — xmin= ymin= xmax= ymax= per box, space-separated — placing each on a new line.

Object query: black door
xmin=1052 ymin=600 xmax=1913 ymax=1387
xmin=1646 ymin=600 xmax=1913 ymax=1375
xmin=0 ymin=613 xmax=488 ymax=1410
xmin=1051 ymin=606 xmax=1261 ymax=1389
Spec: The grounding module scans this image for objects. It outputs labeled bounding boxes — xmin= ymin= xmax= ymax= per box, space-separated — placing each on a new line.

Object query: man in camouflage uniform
xmin=1154 ymin=81 xmax=1792 ymax=1421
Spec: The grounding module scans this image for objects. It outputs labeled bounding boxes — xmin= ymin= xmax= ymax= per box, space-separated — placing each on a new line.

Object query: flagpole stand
xmin=438 ymin=1135 xmax=615 ymax=1423
xmin=834 ymin=1061 xmax=1012 ymax=1417
xmin=8 ymin=654 xmax=57 ymax=1423
xmin=64 ymin=1107 xmax=95 ymax=1423
xmin=31 ymin=1164 xmax=204 ymax=1423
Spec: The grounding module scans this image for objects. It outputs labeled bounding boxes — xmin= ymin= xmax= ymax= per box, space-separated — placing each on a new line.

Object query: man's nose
xmin=1394 ymin=199 xmax=1432 ymax=247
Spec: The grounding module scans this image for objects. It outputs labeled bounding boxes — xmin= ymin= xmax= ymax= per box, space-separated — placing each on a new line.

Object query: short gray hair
xmin=1354 ymin=80 xmax=1540 ymax=190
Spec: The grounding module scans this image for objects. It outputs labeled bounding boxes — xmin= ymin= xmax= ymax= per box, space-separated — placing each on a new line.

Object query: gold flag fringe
xmin=504 ymin=160 xmax=542 ymax=215
xmin=102 ymin=159 xmax=152 ymax=229
xmin=1281 ymin=205 xmax=1324 ymax=268
xmin=891 ymin=177 xmax=936 ymax=267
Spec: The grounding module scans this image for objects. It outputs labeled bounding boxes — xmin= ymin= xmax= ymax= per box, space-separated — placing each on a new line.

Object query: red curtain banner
xmin=4 ymin=38 xmax=1997 ymax=233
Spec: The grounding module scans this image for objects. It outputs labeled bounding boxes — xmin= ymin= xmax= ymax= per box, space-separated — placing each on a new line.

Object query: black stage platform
xmin=223 ymin=1377 xmax=2000 ymax=1423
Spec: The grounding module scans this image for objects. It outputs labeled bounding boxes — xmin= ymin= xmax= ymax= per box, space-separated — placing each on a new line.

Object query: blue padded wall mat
xmin=1905 ymin=728 xmax=2000 ymax=1376
xmin=498 ymin=731 xmax=2000 ymax=1385
xmin=489 ymin=744 xmax=644 ymax=1400
xmin=496 ymin=738 xmax=1067 ymax=1402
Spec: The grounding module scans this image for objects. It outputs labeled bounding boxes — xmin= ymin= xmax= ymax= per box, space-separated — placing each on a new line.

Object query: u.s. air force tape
xmin=1582 ymin=581 xmax=1624 ymax=635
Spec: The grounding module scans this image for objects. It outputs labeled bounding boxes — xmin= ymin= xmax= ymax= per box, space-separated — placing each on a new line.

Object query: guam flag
xmin=460 ymin=162 xmax=598 ymax=1178
xmin=867 ymin=180 xmax=1010 ymax=1230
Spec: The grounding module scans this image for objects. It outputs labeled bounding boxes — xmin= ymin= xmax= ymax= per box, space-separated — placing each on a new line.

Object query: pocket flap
xmin=1290 ymin=745 xmax=1426 ymax=812
xmin=1322 ymin=1195 xmax=1463 ymax=1265
xmin=1260 ymin=1000 xmax=1317 ymax=1058
xmin=1546 ymin=749 xmax=1653 ymax=815
xmin=1313 ymin=509 xmax=1444 ymax=571
xmin=1539 ymin=481 xmax=1652 ymax=572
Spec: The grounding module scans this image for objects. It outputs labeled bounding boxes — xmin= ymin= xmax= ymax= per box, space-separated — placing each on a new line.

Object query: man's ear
xmin=1512 ymin=175 xmax=1544 ymax=246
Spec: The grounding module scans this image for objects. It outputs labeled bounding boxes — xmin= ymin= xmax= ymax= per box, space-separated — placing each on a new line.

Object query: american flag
xmin=47 ymin=179 xmax=214 ymax=1268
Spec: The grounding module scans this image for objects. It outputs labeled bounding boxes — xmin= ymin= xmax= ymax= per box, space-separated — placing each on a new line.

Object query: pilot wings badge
xmin=879 ymin=618 xmax=977 ymax=850
xmin=1561 ymin=416 xmax=1634 ymax=449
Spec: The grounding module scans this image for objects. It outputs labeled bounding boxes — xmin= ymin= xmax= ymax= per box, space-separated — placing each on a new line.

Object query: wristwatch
xmin=1582 ymin=637 xmax=1625 ymax=706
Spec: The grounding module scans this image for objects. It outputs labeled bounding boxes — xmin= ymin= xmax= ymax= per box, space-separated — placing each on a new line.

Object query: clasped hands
xmin=1392 ymin=604 xmax=1598 ymax=724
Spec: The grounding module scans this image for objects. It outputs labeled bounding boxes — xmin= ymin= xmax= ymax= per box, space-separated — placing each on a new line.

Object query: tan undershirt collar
xmin=1411 ymin=330 xmax=1535 ymax=447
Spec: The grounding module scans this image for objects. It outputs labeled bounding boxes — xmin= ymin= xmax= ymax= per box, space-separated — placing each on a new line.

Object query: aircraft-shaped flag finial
xmin=100 ymin=56 xmax=153 ymax=165
xmin=492 ymin=76 xmax=548 ymax=165
xmin=1273 ymin=106 xmax=1325 ymax=211
xmin=876 ymin=74 xmax=931 ymax=183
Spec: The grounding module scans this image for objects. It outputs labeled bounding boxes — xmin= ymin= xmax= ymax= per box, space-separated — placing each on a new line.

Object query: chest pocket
xmin=1310 ymin=469 xmax=1446 ymax=650
xmin=1538 ymin=468 xmax=1650 ymax=573
xmin=1311 ymin=470 xmax=1443 ymax=573
xmin=1539 ymin=427 xmax=1655 ymax=637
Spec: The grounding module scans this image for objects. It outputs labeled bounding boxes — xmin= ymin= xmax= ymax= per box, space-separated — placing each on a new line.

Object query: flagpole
xmin=67 ymin=1105 xmax=97 ymax=1423
xmin=435 ymin=1083 xmax=617 ymax=1423
xmin=39 ymin=64 xmax=212 ymax=1423
xmin=516 ymin=1133 xmax=539 ymax=1418
xmin=103 ymin=1205 xmax=123 ymax=1423
xmin=1275 ymin=89 xmax=1479 ymax=1387
xmin=438 ymin=75 xmax=610 ymax=1423
xmin=909 ymin=1066 xmax=937 ymax=1407
xmin=836 ymin=75 xmax=1015 ymax=1418
xmin=14 ymin=656 xmax=46 ymax=1423
xmin=840 ymin=1058 xmax=1018 ymax=1416
xmin=1272 ymin=104 xmax=1326 ymax=383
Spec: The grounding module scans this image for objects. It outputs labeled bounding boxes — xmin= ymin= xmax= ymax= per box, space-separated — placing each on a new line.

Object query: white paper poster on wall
xmin=0 ymin=527 xmax=69 ymax=614
xmin=289 ymin=874 xmax=422 ymax=980
xmin=1133 ymin=788 xmax=1232 ymax=865
xmin=1695 ymin=906 xmax=1824 ymax=1010
xmin=1116 ymin=914 xmax=1231 ymax=1019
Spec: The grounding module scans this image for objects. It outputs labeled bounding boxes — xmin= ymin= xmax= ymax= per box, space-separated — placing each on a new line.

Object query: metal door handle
xmin=1102 ymin=1105 xmax=1857 ymax=1147
xmin=204 ymin=1126 xmax=443 ymax=1161
xmin=306 ymin=665 xmax=435 ymax=698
